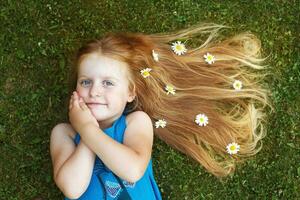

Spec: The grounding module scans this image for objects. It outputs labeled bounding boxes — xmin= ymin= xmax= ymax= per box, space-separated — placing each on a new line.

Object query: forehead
xmin=78 ymin=53 xmax=129 ymax=80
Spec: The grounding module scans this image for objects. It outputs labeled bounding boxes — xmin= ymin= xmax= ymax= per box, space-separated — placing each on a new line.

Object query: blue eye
xmin=80 ymin=79 xmax=92 ymax=87
xmin=103 ymin=80 xmax=114 ymax=87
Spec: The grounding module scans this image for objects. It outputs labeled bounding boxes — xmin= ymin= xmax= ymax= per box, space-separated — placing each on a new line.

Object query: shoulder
xmin=125 ymin=111 xmax=153 ymax=128
xmin=123 ymin=111 xmax=153 ymax=160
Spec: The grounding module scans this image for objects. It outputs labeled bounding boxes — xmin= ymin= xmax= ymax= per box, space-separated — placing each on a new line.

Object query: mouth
xmin=87 ymin=103 xmax=107 ymax=108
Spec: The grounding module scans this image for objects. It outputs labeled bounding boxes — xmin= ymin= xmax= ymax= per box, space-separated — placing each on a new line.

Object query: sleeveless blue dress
xmin=64 ymin=114 xmax=162 ymax=200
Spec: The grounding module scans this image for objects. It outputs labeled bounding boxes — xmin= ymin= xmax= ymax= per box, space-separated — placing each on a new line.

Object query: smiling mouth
xmin=87 ymin=103 xmax=107 ymax=108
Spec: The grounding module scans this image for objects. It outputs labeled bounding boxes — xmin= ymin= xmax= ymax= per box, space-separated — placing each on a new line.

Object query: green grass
xmin=0 ymin=0 xmax=299 ymax=199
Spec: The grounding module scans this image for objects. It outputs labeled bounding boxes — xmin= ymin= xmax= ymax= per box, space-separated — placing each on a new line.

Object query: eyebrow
xmin=78 ymin=75 xmax=120 ymax=81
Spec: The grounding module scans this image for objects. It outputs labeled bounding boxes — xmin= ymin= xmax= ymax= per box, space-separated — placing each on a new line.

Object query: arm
xmin=79 ymin=111 xmax=154 ymax=183
xmin=50 ymin=124 xmax=96 ymax=199
xmin=69 ymin=92 xmax=154 ymax=183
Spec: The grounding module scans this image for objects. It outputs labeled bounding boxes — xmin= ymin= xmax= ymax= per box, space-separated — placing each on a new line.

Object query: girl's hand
xmin=68 ymin=91 xmax=99 ymax=133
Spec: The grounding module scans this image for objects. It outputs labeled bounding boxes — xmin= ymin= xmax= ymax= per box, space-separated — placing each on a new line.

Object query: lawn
xmin=0 ymin=0 xmax=299 ymax=199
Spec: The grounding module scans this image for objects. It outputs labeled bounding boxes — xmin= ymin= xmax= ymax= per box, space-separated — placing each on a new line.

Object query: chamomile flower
xmin=155 ymin=119 xmax=167 ymax=128
xmin=152 ymin=50 xmax=159 ymax=62
xmin=204 ymin=53 xmax=215 ymax=64
xmin=165 ymin=85 xmax=176 ymax=95
xmin=171 ymin=41 xmax=187 ymax=55
xmin=140 ymin=68 xmax=152 ymax=78
xmin=195 ymin=113 xmax=209 ymax=126
xmin=226 ymin=142 xmax=240 ymax=155
xmin=233 ymin=80 xmax=243 ymax=91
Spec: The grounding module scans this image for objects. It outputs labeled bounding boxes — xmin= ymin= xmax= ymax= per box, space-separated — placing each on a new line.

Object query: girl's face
xmin=76 ymin=53 xmax=135 ymax=129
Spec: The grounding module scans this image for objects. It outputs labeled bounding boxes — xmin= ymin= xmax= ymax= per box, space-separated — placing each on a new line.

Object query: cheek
xmin=76 ymin=86 xmax=87 ymax=98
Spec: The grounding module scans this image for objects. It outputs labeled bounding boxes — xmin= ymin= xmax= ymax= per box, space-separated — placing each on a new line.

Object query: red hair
xmin=69 ymin=24 xmax=273 ymax=177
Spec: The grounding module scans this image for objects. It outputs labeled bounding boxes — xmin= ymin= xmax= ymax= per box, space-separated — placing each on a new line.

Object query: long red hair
xmin=69 ymin=23 xmax=273 ymax=177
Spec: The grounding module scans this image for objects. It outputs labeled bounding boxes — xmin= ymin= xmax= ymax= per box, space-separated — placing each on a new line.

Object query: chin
xmin=89 ymin=110 xmax=103 ymax=120
xmin=93 ymin=113 xmax=104 ymax=120
xmin=93 ymin=112 xmax=113 ymax=122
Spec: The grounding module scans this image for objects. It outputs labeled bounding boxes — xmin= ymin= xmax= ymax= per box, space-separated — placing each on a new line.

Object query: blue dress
xmin=64 ymin=114 xmax=162 ymax=200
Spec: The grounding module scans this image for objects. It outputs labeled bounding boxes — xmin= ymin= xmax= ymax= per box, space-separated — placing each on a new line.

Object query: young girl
xmin=50 ymin=23 xmax=272 ymax=199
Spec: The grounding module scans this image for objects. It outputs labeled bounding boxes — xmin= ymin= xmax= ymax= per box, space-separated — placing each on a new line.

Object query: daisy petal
xmin=204 ymin=53 xmax=215 ymax=64
xmin=195 ymin=113 xmax=209 ymax=126
xmin=226 ymin=142 xmax=240 ymax=155
xmin=165 ymin=85 xmax=176 ymax=95
xmin=155 ymin=119 xmax=167 ymax=128
xmin=152 ymin=50 xmax=159 ymax=62
xmin=233 ymin=80 xmax=243 ymax=91
xmin=171 ymin=41 xmax=187 ymax=55
xmin=140 ymin=68 xmax=152 ymax=78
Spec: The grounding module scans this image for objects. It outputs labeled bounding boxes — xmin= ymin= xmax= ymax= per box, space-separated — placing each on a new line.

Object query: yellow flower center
xmin=207 ymin=55 xmax=213 ymax=60
xmin=176 ymin=45 xmax=183 ymax=51
xmin=143 ymin=71 xmax=149 ymax=76
xmin=200 ymin=118 xmax=204 ymax=122
xmin=230 ymin=146 xmax=236 ymax=151
xmin=236 ymin=83 xmax=240 ymax=87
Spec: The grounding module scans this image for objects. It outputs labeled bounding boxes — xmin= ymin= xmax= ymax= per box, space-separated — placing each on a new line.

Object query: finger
xmin=69 ymin=95 xmax=74 ymax=110
xmin=75 ymin=91 xmax=82 ymax=99
xmin=73 ymin=91 xmax=77 ymax=98
xmin=79 ymin=98 xmax=88 ymax=110
xmin=72 ymin=93 xmax=80 ymax=108
xmin=72 ymin=91 xmax=81 ymax=99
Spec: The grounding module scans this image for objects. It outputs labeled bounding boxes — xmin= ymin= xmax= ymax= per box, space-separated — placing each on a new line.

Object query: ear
xmin=127 ymin=95 xmax=135 ymax=103
xmin=127 ymin=85 xmax=136 ymax=103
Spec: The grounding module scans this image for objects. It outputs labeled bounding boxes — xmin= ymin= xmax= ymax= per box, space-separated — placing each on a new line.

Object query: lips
xmin=86 ymin=103 xmax=107 ymax=108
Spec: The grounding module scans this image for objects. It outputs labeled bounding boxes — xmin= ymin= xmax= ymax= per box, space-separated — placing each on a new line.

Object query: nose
xmin=89 ymin=82 xmax=103 ymax=97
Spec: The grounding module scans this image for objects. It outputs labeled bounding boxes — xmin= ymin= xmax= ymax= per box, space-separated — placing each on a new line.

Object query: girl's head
xmin=71 ymin=33 xmax=173 ymax=123
xmin=72 ymin=33 xmax=154 ymax=128
xmin=76 ymin=52 xmax=135 ymax=128
xmin=69 ymin=24 xmax=273 ymax=177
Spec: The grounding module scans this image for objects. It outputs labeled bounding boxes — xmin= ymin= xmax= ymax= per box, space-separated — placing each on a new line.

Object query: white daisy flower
xmin=165 ymin=85 xmax=176 ymax=95
xmin=233 ymin=80 xmax=243 ymax=91
xmin=152 ymin=50 xmax=159 ymax=62
xmin=226 ymin=142 xmax=240 ymax=155
xmin=140 ymin=68 xmax=152 ymax=78
xmin=171 ymin=41 xmax=187 ymax=55
xmin=204 ymin=53 xmax=215 ymax=64
xmin=195 ymin=113 xmax=209 ymax=126
xmin=155 ymin=119 xmax=167 ymax=128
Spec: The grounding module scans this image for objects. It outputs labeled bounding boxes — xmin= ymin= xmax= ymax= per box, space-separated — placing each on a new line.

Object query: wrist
xmin=78 ymin=122 xmax=99 ymax=135
xmin=78 ymin=141 xmax=96 ymax=155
